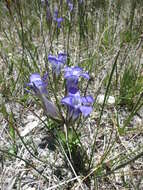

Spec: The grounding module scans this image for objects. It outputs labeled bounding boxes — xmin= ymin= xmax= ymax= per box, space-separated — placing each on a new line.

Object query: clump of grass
xmin=118 ymin=63 xmax=143 ymax=109
xmin=120 ymin=29 xmax=140 ymax=44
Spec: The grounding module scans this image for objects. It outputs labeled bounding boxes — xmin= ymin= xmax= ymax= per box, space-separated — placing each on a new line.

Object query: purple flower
xmin=67 ymin=0 xmax=73 ymax=12
xmin=58 ymin=53 xmax=67 ymax=63
xmin=61 ymin=90 xmax=94 ymax=120
xmin=53 ymin=8 xmax=64 ymax=28
xmin=48 ymin=53 xmax=67 ymax=76
xmin=41 ymin=95 xmax=60 ymax=119
xmin=26 ymin=73 xmax=48 ymax=95
xmin=56 ymin=17 xmax=64 ymax=28
xmin=26 ymin=73 xmax=59 ymax=119
xmin=64 ymin=66 xmax=90 ymax=92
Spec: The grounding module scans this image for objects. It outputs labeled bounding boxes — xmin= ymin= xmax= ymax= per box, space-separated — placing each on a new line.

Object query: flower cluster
xmin=62 ymin=67 xmax=94 ymax=120
xmin=42 ymin=0 xmax=84 ymax=27
xmin=26 ymin=53 xmax=93 ymax=123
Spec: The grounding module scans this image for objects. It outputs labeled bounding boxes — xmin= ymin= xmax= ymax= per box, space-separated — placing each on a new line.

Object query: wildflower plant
xmin=26 ymin=57 xmax=94 ymax=123
xmin=26 ymin=52 xmax=94 ymax=174
xmin=1 ymin=0 xmax=143 ymax=189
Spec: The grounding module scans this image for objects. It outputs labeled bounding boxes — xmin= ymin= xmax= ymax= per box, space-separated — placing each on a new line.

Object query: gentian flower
xmin=53 ymin=8 xmax=64 ymax=28
xmin=56 ymin=17 xmax=64 ymax=28
xmin=61 ymin=90 xmax=94 ymax=120
xmin=48 ymin=53 xmax=67 ymax=76
xmin=67 ymin=0 xmax=73 ymax=12
xmin=26 ymin=73 xmax=48 ymax=95
xmin=58 ymin=53 xmax=67 ymax=63
xmin=64 ymin=66 xmax=90 ymax=92
xmin=26 ymin=73 xmax=59 ymax=119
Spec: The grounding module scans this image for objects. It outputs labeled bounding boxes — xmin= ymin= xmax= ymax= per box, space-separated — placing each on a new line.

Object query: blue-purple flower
xmin=48 ymin=53 xmax=67 ymax=76
xmin=64 ymin=66 xmax=90 ymax=92
xmin=26 ymin=73 xmax=59 ymax=119
xmin=26 ymin=73 xmax=48 ymax=95
xmin=67 ymin=0 xmax=73 ymax=12
xmin=61 ymin=90 xmax=94 ymax=120
xmin=53 ymin=8 xmax=64 ymax=28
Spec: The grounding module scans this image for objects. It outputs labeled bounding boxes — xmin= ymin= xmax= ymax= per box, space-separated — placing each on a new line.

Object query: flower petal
xmin=68 ymin=90 xmax=80 ymax=97
xmin=80 ymin=106 xmax=93 ymax=117
xmin=80 ymin=72 xmax=90 ymax=79
xmin=48 ymin=55 xmax=57 ymax=64
xmin=68 ymin=107 xmax=81 ymax=120
xmin=66 ymin=77 xmax=78 ymax=92
xmin=67 ymin=86 xmax=78 ymax=94
xmin=64 ymin=66 xmax=89 ymax=80
xmin=61 ymin=96 xmax=73 ymax=107
xmin=81 ymin=96 xmax=94 ymax=105
xmin=56 ymin=17 xmax=64 ymax=28
xmin=41 ymin=95 xmax=59 ymax=119
xmin=30 ymin=73 xmax=41 ymax=84
xmin=29 ymin=73 xmax=48 ymax=94
xmin=58 ymin=53 xmax=67 ymax=63
xmin=72 ymin=67 xmax=83 ymax=76
xmin=48 ymin=54 xmax=66 ymax=75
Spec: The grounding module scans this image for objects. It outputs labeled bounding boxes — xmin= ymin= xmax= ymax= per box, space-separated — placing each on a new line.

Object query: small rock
xmin=96 ymin=94 xmax=115 ymax=105
xmin=20 ymin=120 xmax=38 ymax=137
xmin=133 ymin=116 xmax=142 ymax=127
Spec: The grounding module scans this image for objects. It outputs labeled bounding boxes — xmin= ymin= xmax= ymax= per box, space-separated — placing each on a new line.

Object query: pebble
xmin=96 ymin=94 xmax=115 ymax=105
